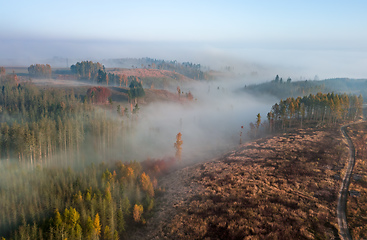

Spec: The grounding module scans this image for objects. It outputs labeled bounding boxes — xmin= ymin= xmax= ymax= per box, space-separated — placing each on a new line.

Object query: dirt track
xmin=337 ymin=124 xmax=357 ymax=240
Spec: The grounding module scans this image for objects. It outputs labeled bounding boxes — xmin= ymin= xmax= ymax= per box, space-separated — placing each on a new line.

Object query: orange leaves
xmin=127 ymin=167 xmax=134 ymax=178
xmin=174 ymin=132 xmax=183 ymax=161
xmin=133 ymin=204 xmax=144 ymax=223
xmin=86 ymin=86 xmax=111 ymax=103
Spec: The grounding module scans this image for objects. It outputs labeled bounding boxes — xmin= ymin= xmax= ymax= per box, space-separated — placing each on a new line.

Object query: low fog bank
xmin=2 ymin=39 xmax=367 ymax=81
xmin=122 ymin=78 xmax=275 ymax=164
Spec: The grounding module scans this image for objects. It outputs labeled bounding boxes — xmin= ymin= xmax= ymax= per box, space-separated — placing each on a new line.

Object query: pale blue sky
xmin=1 ymin=0 xmax=367 ymax=79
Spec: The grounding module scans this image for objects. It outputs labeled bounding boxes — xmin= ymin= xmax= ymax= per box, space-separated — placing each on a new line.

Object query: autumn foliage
xmin=28 ymin=64 xmax=52 ymax=78
xmin=133 ymin=204 xmax=144 ymax=223
xmin=86 ymin=86 xmax=111 ymax=103
xmin=141 ymin=172 xmax=154 ymax=197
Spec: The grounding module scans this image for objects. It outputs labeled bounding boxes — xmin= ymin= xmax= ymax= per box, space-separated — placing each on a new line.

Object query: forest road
xmin=337 ymin=123 xmax=357 ymax=240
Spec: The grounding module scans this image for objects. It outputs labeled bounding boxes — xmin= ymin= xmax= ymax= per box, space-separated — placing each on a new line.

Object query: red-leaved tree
xmin=86 ymin=87 xmax=111 ymax=103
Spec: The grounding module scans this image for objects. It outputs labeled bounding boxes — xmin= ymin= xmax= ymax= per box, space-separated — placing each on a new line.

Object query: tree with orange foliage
xmin=174 ymin=132 xmax=183 ymax=161
xmin=133 ymin=204 xmax=144 ymax=223
xmin=187 ymin=91 xmax=194 ymax=101
xmin=86 ymin=86 xmax=111 ymax=103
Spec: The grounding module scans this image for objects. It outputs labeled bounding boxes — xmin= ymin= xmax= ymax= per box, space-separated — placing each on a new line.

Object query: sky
xmin=1 ymin=0 xmax=367 ymax=79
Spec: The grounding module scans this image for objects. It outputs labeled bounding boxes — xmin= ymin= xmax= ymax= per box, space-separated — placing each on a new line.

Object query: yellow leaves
xmin=104 ymin=225 xmax=112 ymax=240
xmin=53 ymin=209 xmax=62 ymax=228
xmin=73 ymin=191 xmax=83 ymax=203
xmin=93 ymin=213 xmax=101 ymax=237
xmin=85 ymin=188 xmax=92 ymax=201
xmin=104 ymin=183 xmax=112 ymax=202
xmin=141 ymin=172 xmax=154 ymax=197
xmin=63 ymin=207 xmax=80 ymax=228
xmin=102 ymin=169 xmax=114 ymax=183
xmin=127 ymin=167 xmax=134 ymax=177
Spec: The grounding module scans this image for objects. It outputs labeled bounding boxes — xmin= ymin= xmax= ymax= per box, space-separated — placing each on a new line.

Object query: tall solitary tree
xmin=256 ymin=113 xmax=261 ymax=137
xmin=174 ymin=132 xmax=183 ymax=162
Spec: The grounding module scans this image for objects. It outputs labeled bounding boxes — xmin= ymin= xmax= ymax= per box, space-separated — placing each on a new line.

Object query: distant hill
xmin=244 ymin=78 xmax=367 ymax=100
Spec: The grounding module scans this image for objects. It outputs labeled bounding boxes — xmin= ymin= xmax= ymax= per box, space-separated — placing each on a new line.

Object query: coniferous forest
xmin=0 ymin=70 xmax=160 ymax=240
xmin=248 ymin=92 xmax=363 ymax=138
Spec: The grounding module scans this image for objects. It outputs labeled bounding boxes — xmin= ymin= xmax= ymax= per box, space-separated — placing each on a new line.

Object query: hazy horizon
xmin=2 ymin=1 xmax=367 ymax=80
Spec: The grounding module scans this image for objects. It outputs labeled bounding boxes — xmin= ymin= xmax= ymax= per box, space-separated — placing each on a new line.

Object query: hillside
xmin=107 ymin=68 xmax=194 ymax=90
xmin=132 ymin=126 xmax=349 ymax=239
xmin=244 ymin=78 xmax=367 ymax=100
xmin=26 ymin=78 xmax=187 ymax=105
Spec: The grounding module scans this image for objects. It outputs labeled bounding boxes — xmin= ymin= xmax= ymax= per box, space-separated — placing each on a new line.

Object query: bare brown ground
xmin=131 ymin=127 xmax=349 ymax=239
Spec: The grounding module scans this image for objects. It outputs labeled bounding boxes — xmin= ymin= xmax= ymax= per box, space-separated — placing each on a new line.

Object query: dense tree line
xmin=151 ymin=59 xmax=207 ymax=80
xmin=70 ymin=61 xmax=127 ymax=86
xmin=249 ymin=92 xmax=363 ymax=137
xmin=28 ymin=64 xmax=52 ymax=78
xmin=270 ymin=92 xmax=362 ymax=130
xmin=0 ymin=160 xmax=158 ymax=240
xmin=0 ymin=74 xmax=125 ymax=164
xmin=70 ymin=61 xmax=105 ymax=81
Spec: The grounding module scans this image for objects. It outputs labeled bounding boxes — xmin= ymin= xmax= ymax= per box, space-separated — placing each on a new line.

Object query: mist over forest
xmin=0 ymin=52 xmax=367 ymax=238
xmin=0 ymin=60 xmax=279 ymax=239
xmin=1 ymin=1 xmax=367 ymax=238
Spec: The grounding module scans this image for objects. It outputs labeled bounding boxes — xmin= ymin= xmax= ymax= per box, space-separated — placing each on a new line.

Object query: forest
xmin=1 ymin=62 xmax=366 ymax=239
xmin=249 ymin=92 xmax=363 ymax=138
xmin=28 ymin=64 xmax=52 ymax=79
xmin=0 ymin=68 xmax=161 ymax=240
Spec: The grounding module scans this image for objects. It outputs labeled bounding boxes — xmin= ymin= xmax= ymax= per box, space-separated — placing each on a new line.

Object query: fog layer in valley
xmin=122 ymin=78 xmax=275 ymax=164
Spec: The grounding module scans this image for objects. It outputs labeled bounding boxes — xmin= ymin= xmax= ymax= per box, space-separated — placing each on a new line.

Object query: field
xmin=132 ymin=126 xmax=350 ymax=239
